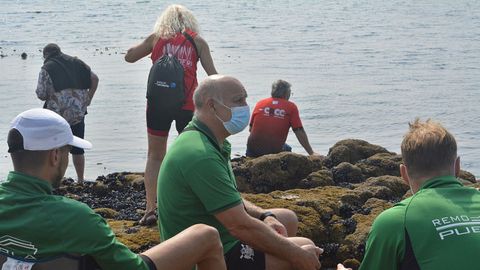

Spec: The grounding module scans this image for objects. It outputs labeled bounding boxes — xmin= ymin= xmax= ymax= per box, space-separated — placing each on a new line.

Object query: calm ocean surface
xmin=1 ymin=0 xmax=479 ymax=180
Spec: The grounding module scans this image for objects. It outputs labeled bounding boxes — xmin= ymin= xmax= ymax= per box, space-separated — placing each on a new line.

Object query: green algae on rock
xmin=94 ymin=208 xmax=119 ymax=219
xmin=107 ymin=220 xmax=160 ymax=252
xmin=234 ymin=152 xmax=315 ymax=193
xmin=323 ymin=139 xmax=391 ymax=168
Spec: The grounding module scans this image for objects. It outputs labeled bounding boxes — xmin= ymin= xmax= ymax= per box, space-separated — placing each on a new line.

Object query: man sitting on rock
xmin=0 ymin=108 xmax=226 ymax=270
xmin=246 ymin=79 xmax=318 ymax=157
xmin=338 ymin=119 xmax=480 ymax=270
xmin=157 ymin=75 xmax=322 ymax=270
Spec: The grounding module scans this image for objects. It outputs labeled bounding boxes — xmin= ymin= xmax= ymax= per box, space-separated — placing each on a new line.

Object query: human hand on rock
xmin=264 ymin=216 xmax=288 ymax=236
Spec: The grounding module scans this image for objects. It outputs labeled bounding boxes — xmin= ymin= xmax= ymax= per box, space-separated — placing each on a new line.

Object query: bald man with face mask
xmin=157 ymin=75 xmax=323 ymax=270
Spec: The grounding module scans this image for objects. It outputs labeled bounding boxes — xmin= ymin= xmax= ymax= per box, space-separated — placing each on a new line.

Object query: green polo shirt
xmin=157 ymin=117 xmax=243 ymax=253
xmin=0 ymin=171 xmax=148 ymax=270
xmin=360 ymin=175 xmax=480 ymax=270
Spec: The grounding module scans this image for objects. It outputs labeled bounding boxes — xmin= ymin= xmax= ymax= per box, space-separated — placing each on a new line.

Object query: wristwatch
xmin=259 ymin=211 xmax=277 ymax=221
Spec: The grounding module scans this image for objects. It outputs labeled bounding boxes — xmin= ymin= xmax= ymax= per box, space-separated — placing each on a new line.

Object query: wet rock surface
xmin=54 ymin=140 xmax=477 ymax=269
xmin=233 ymin=152 xmax=316 ymax=193
xmin=323 ymin=139 xmax=391 ymax=168
xmin=54 ymin=172 xmax=148 ymax=221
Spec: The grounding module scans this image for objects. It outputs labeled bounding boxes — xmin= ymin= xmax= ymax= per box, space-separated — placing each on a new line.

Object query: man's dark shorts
xmin=246 ymin=143 xmax=292 ymax=158
xmin=146 ymin=106 xmax=193 ymax=137
xmin=70 ymin=118 xmax=85 ymax=155
xmin=224 ymin=241 xmax=265 ymax=270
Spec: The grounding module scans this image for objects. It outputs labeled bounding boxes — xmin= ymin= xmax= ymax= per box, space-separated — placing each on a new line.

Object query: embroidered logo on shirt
xmin=0 ymin=235 xmax=38 ymax=259
xmin=432 ymin=215 xmax=480 ymax=240
xmin=239 ymin=244 xmax=255 ymax=261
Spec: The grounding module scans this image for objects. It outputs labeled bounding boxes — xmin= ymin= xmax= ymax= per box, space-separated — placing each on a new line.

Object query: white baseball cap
xmin=8 ymin=108 xmax=92 ymax=152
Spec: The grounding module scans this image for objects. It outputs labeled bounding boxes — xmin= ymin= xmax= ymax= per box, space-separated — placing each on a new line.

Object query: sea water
xmin=1 ymin=0 xmax=479 ymax=179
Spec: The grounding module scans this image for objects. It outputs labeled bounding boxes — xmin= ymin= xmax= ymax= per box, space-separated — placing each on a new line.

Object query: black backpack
xmin=146 ymin=32 xmax=198 ymax=112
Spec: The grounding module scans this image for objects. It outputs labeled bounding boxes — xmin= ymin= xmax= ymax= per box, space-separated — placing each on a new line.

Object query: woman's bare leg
xmin=140 ymin=134 xmax=167 ymax=224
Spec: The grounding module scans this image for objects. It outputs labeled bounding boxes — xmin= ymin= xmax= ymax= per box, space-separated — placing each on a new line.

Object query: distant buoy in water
xmin=21 ymin=52 xmax=27 ymax=59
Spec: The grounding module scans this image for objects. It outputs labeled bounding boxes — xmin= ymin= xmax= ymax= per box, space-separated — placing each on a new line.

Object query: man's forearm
xmin=294 ymin=129 xmax=314 ymax=155
xmin=242 ymin=199 xmax=265 ymax=219
xmin=88 ymin=72 xmax=99 ymax=102
xmin=88 ymin=88 xmax=97 ymax=101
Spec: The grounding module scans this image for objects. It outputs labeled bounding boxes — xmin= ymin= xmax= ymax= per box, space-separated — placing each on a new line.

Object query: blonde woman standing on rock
xmin=125 ymin=4 xmax=218 ymax=225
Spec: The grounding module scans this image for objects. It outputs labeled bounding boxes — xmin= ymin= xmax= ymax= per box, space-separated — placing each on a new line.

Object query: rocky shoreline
xmin=53 ymin=139 xmax=478 ymax=269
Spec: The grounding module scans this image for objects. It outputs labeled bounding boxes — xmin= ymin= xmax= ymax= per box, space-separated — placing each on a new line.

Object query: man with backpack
xmin=125 ymin=5 xmax=218 ymax=226
xmin=36 ymin=43 xmax=99 ymax=184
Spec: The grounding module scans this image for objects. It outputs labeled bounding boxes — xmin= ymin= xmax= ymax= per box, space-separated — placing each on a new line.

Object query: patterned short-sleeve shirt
xmin=35 ymin=68 xmax=89 ymax=125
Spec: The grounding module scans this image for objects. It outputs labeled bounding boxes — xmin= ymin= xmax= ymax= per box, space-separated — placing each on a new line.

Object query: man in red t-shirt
xmin=247 ymin=80 xmax=318 ymax=157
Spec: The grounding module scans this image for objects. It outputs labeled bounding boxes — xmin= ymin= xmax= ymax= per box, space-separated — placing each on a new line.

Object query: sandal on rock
xmin=138 ymin=210 xmax=157 ymax=226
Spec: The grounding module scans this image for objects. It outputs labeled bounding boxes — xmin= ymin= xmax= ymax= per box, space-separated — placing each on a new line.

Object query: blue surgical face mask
xmin=215 ymin=101 xmax=250 ymax=135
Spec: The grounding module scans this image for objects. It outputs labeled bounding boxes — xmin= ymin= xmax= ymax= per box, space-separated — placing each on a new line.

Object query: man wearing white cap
xmin=0 ymin=108 xmax=227 ymax=270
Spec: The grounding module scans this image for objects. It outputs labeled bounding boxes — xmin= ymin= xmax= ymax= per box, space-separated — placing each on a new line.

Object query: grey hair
xmin=153 ymin=5 xmax=199 ymax=39
xmin=271 ymin=79 xmax=291 ymax=99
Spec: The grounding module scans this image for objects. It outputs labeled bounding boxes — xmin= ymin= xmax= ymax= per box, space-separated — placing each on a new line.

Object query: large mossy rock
xmin=234 ymin=140 xmax=400 ymax=193
xmin=324 ymin=139 xmax=391 ymax=168
xmin=332 ymin=162 xmax=365 ymax=183
xmin=353 ymin=175 xmax=409 ymax=202
xmin=234 ymin=152 xmax=315 ymax=193
xmin=355 ymin=153 xmax=402 ymax=178
xmin=298 ymin=169 xmax=334 ymax=188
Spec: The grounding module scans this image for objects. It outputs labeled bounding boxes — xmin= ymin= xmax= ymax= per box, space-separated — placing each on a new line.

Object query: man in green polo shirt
xmin=0 ymin=108 xmax=227 ymax=270
xmin=157 ymin=75 xmax=322 ymax=270
xmin=337 ymin=119 xmax=480 ymax=270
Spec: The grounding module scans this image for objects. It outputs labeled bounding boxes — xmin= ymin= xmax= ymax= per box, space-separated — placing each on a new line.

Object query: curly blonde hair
xmin=153 ymin=5 xmax=199 ymax=39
